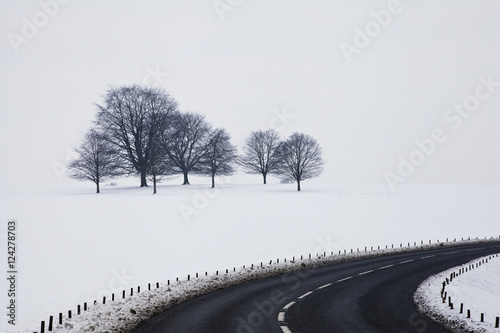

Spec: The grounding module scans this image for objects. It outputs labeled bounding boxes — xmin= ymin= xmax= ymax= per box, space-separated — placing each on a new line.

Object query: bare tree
xmin=147 ymin=140 xmax=177 ymax=194
xmin=163 ymin=112 xmax=212 ymax=185
xmin=67 ymin=129 xmax=119 ymax=193
xmin=238 ymin=129 xmax=281 ymax=184
xmin=277 ymin=132 xmax=324 ymax=191
xmin=201 ymin=128 xmax=237 ymax=188
xmin=96 ymin=85 xmax=177 ymax=187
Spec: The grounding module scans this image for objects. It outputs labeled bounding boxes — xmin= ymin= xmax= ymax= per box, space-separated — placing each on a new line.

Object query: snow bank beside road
xmin=415 ymin=253 xmax=500 ymax=333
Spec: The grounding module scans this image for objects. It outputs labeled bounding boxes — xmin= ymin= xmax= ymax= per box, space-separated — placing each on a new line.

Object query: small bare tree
xmin=147 ymin=142 xmax=176 ymax=194
xmin=67 ymin=129 xmax=119 ymax=193
xmin=164 ymin=112 xmax=212 ymax=185
xmin=201 ymin=128 xmax=237 ymax=188
xmin=278 ymin=132 xmax=324 ymax=191
xmin=238 ymin=129 xmax=281 ymax=184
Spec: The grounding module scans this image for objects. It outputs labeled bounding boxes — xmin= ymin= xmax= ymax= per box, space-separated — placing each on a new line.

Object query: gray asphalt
xmin=133 ymin=242 xmax=500 ymax=333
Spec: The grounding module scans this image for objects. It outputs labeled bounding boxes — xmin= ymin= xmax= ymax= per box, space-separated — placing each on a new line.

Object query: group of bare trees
xmin=68 ymin=85 xmax=323 ymax=193
xmin=238 ymin=129 xmax=324 ymax=191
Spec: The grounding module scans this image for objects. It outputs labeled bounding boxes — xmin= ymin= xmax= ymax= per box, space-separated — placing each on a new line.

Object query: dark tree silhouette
xmin=201 ymin=128 xmax=237 ymax=188
xmin=277 ymin=132 xmax=324 ymax=191
xmin=67 ymin=129 xmax=119 ymax=193
xmin=146 ymin=139 xmax=176 ymax=194
xmin=96 ymin=85 xmax=177 ymax=187
xmin=163 ymin=112 xmax=212 ymax=185
xmin=238 ymin=129 xmax=281 ymax=184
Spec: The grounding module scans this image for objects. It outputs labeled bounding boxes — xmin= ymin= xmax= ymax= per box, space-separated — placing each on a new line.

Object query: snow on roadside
xmin=415 ymin=253 xmax=500 ymax=333
xmin=49 ymin=239 xmax=498 ymax=333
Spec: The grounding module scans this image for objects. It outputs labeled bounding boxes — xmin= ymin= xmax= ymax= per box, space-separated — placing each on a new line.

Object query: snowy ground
xmin=416 ymin=254 xmax=500 ymax=333
xmin=1 ymin=178 xmax=499 ymax=332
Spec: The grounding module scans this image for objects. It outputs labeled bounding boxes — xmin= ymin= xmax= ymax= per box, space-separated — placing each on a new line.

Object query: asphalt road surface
xmin=134 ymin=242 xmax=500 ymax=333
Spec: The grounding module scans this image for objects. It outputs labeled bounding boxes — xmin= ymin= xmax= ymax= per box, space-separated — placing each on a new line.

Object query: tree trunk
xmin=263 ymin=173 xmax=267 ymax=185
xmin=153 ymin=174 xmax=157 ymax=194
xmin=140 ymin=170 xmax=148 ymax=187
xmin=183 ymin=171 xmax=190 ymax=185
xmin=96 ymin=180 xmax=100 ymax=194
xmin=211 ymin=174 xmax=215 ymax=188
xmin=297 ymin=179 xmax=301 ymax=192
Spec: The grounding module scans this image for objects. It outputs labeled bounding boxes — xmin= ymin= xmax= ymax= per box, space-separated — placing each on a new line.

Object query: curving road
xmin=134 ymin=242 xmax=500 ymax=333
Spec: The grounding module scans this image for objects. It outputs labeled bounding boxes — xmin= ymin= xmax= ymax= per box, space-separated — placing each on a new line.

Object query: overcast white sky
xmin=1 ymin=0 xmax=500 ymax=191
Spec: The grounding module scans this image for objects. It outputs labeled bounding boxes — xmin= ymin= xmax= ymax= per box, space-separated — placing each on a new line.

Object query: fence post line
xmin=68 ymin=310 xmax=72 ymax=319
xmin=48 ymin=316 xmax=53 ymax=331
xmin=495 ymin=316 xmax=499 ymax=328
xmin=59 ymin=313 xmax=62 ymax=325
xmin=78 ymin=304 xmax=81 ymax=315
xmin=41 ymin=321 xmax=45 ymax=333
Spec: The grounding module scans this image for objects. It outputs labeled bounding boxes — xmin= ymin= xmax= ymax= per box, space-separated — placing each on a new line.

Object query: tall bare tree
xmin=278 ymin=132 xmax=324 ymax=191
xmin=163 ymin=112 xmax=212 ymax=185
xmin=96 ymin=85 xmax=177 ymax=187
xmin=67 ymin=129 xmax=119 ymax=193
xmin=238 ymin=129 xmax=281 ymax=184
xmin=201 ymin=128 xmax=237 ymax=188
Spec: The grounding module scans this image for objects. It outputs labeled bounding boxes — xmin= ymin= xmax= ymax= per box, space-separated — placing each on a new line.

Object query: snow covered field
xmin=1 ymin=178 xmax=500 ymax=332
xmin=1 ymin=179 xmax=500 ymax=332
xmin=416 ymin=254 xmax=500 ymax=333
